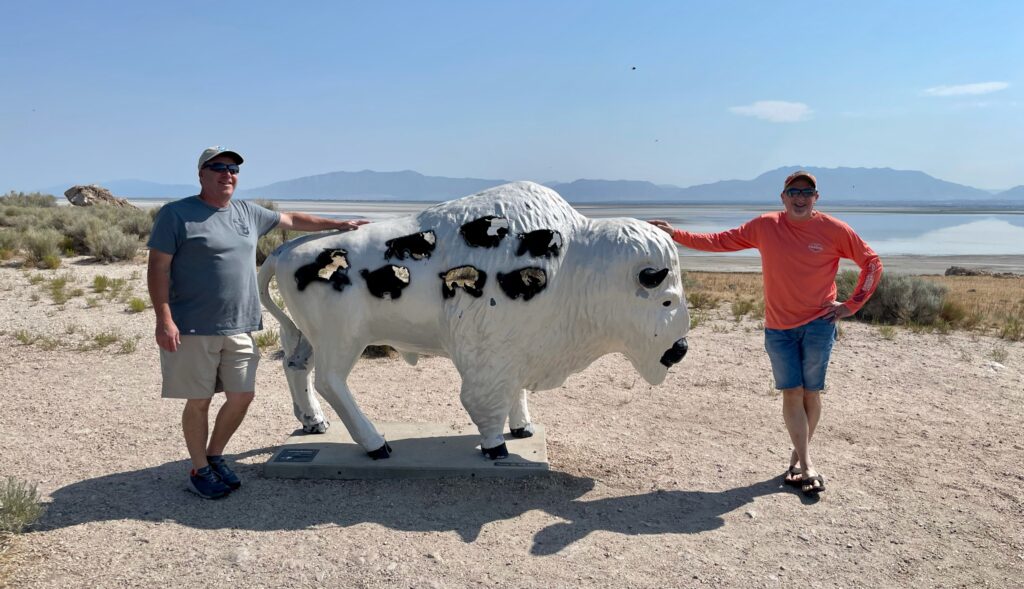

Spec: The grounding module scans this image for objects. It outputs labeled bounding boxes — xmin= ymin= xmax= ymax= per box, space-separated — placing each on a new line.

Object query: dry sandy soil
xmin=1 ymin=257 xmax=1022 ymax=588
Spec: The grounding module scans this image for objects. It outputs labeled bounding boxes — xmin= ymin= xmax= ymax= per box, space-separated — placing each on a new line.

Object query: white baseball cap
xmin=198 ymin=146 xmax=244 ymax=170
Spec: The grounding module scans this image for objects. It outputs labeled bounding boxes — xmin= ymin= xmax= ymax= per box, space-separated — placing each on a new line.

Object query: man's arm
xmin=648 ymin=219 xmax=757 ymax=252
xmin=277 ymin=212 xmax=370 ymax=232
xmin=147 ymin=249 xmax=180 ymax=352
xmin=822 ymin=229 xmax=883 ymax=323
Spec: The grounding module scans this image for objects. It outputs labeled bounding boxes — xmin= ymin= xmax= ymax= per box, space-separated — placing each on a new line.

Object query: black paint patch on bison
xmin=360 ymin=264 xmax=411 ymax=300
xmin=515 ymin=229 xmax=562 ymax=259
xmin=439 ymin=265 xmax=487 ymax=299
xmin=459 ymin=215 xmax=509 ymax=248
xmin=496 ymin=267 xmax=547 ymax=301
xmin=384 ymin=230 xmax=436 ymax=261
xmin=295 ymin=248 xmax=351 ymax=292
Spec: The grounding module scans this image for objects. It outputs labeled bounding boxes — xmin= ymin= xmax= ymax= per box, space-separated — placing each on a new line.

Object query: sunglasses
xmin=202 ymin=162 xmax=240 ymax=174
xmin=784 ymin=188 xmax=816 ymax=197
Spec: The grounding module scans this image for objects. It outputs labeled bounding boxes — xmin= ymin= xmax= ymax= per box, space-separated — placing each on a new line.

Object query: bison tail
xmin=257 ymin=251 xmax=305 ymax=358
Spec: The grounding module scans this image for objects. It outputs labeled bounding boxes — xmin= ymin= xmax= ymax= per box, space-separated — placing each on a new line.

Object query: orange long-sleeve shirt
xmin=672 ymin=211 xmax=882 ymax=330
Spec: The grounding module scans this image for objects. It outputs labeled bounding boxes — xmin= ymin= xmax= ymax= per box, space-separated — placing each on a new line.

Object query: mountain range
xmin=40 ymin=166 xmax=1024 ymax=204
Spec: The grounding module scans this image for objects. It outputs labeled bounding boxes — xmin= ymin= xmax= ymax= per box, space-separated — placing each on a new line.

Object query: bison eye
xmin=638 ymin=267 xmax=669 ymax=288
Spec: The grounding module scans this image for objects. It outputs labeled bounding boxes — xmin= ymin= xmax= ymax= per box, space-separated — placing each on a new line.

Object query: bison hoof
xmin=302 ymin=420 xmax=329 ymax=434
xmin=367 ymin=441 xmax=393 ymax=460
xmin=509 ymin=425 xmax=535 ymax=438
xmin=481 ymin=443 xmax=509 ymax=460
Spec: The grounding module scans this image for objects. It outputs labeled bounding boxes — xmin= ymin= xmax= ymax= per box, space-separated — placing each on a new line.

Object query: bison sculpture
xmin=258 ymin=181 xmax=689 ymax=459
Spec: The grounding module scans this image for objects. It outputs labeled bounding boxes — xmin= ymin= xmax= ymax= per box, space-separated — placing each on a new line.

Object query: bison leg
xmin=508 ymin=389 xmax=535 ymax=439
xmin=280 ymin=331 xmax=329 ymax=434
xmin=313 ymin=347 xmax=389 ymax=458
xmin=459 ymin=378 xmax=515 ymax=459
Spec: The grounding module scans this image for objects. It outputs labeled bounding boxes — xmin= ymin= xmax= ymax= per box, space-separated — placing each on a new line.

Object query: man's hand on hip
xmin=821 ymin=301 xmax=853 ymax=323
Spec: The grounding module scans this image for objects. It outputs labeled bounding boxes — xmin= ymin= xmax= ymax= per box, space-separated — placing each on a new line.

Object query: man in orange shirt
xmin=650 ymin=170 xmax=881 ymax=497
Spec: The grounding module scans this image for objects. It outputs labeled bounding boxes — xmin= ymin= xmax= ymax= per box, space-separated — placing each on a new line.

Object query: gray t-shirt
xmin=147 ymin=196 xmax=280 ymax=335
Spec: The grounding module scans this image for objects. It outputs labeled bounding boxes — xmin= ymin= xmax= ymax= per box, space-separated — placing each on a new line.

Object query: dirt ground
xmin=1 ymin=258 xmax=1022 ymax=588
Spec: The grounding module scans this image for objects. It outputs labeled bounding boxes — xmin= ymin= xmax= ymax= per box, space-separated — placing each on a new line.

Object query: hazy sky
xmin=2 ymin=1 xmax=1022 ymax=191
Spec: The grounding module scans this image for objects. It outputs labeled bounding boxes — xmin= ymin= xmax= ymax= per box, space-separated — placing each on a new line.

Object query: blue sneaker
xmin=189 ymin=465 xmax=232 ymax=499
xmin=207 ymin=455 xmax=241 ymax=490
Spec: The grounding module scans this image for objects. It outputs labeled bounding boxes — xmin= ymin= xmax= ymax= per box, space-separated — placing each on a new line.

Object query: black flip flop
xmin=801 ymin=474 xmax=826 ymax=496
xmin=783 ymin=466 xmax=803 ymax=487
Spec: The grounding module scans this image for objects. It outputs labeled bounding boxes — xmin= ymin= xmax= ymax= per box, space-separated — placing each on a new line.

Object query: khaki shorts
xmin=160 ymin=333 xmax=260 ymax=399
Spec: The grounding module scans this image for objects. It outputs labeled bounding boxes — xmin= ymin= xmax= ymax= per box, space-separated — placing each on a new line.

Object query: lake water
xmin=131 ymin=198 xmax=1024 ymax=257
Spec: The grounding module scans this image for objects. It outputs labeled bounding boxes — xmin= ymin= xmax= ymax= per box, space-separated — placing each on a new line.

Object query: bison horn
xmin=638 ymin=267 xmax=669 ymax=288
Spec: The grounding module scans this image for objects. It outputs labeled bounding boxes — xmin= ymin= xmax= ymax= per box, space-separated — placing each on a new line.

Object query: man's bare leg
xmin=207 ymin=391 xmax=254 ymax=457
xmin=183 ymin=399 xmax=212 ymax=470
xmin=787 ymin=390 xmax=823 ymax=477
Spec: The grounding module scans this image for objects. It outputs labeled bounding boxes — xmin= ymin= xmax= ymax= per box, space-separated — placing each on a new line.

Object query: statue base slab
xmin=264 ymin=422 xmax=548 ymax=479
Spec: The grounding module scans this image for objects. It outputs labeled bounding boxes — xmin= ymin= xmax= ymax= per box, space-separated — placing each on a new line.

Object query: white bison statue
xmin=258 ymin=181 xmax=689 ymax=459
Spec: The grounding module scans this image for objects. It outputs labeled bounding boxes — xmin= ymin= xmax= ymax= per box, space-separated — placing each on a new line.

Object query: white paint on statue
xmin=258 ymin=181 xmax=690 ymax=458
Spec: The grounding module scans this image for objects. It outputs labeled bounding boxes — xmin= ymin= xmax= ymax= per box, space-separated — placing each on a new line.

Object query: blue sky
xmin=2 ymin=1 xmax=1022 ymax=192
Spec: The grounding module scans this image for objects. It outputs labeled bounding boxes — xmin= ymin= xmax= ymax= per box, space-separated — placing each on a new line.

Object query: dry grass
xmin=686 ymin=271 xmax=1024 ymax=339
xmin=920 ymin=275 xmax=1024 ymax=334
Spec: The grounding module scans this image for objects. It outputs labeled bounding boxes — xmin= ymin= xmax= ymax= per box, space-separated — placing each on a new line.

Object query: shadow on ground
xmin=37 ymin=447 xmax=790 ymax=554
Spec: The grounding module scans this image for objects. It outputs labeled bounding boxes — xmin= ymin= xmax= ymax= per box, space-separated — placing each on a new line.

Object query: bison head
xmin=598 ymin=221 xmax=690 ymax=385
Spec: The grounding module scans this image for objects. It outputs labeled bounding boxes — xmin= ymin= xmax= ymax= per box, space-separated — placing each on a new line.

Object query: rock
xmin=227 ymin=547 xmax=250 ymax=565
xmin=944 ymin=266 xmax=1019 ymax=278
xmin=64 ymin=184 xmax=136 ymax=208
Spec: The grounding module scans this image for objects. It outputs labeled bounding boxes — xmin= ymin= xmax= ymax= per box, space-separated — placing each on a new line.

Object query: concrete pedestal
xmin=264 ymin=422 xmax=548 ymax=479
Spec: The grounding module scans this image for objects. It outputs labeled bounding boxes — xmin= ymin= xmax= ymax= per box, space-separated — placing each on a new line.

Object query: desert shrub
xmin=253 ymin=329 xmax=280 ymax=350
xmin=126 ymin=297 xmax=147 ymax=313
xmin=251 ymin=199 xmax=278 ymax=211
xmin=92 ymin=331 xmax=120 ymax=348
xmin=687 ymin=291 xmax=720 ymax=311
xmin=93 ymin=275 xmax=112 ymax=292
xmin=837 ymin=271 xmax=946 ymax=326
xmin=257 ymin=229 xmax=289 ymax=266
xmin=84 ymin=226 xmax=139 ymax=261
xmin=362 ymin=345 xmax=397 ymax=359
xmin=20 ymin=227 xmax=63 ymax=268
xmin=689 ymin=309 xmax=707 ymax=330
xmin=39 ymin=254 xmax=61 ymax=269
xmin=731 ymin=298 xmax=756 ymax=321
xmin=116 ymin=207 xmax=154 ymax=239
xmin=13 ymin=329 xmax=36 ymax=345
xmin=0 ymin=228 xmax=21 ymax=253
xmin=63 ymin=215 xmax=105 ymax=254
xmin=0 ymin=191 xmax=56 ymax=208
xmin=0 ymin=476 xmax=45 ymax=534
xmin=999 ymin=315 xmax=1024 ymax=342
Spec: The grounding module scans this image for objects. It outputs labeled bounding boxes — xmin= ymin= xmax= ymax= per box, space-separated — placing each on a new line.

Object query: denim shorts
xmin=764 ymin=317 xmax=837 ymax=391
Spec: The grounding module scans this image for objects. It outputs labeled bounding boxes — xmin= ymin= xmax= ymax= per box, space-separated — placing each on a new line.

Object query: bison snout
xmin=659 ymin=337 xmax=688 ymax=368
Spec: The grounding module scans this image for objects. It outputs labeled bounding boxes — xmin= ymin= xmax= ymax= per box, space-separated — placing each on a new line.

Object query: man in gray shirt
xmin=147 ymin=146 xmax=368 ymax=499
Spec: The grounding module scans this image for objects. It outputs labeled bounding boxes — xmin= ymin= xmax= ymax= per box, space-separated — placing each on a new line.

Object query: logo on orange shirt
xmin=807 ymin=242 xmax=823 ymax=253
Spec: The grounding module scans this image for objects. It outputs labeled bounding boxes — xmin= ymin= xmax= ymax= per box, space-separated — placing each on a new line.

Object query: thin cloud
xmin=729 ymin=101 xmax=812 ymax=123
xmin=924 ymin=82 xmax=1009 ymax=96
